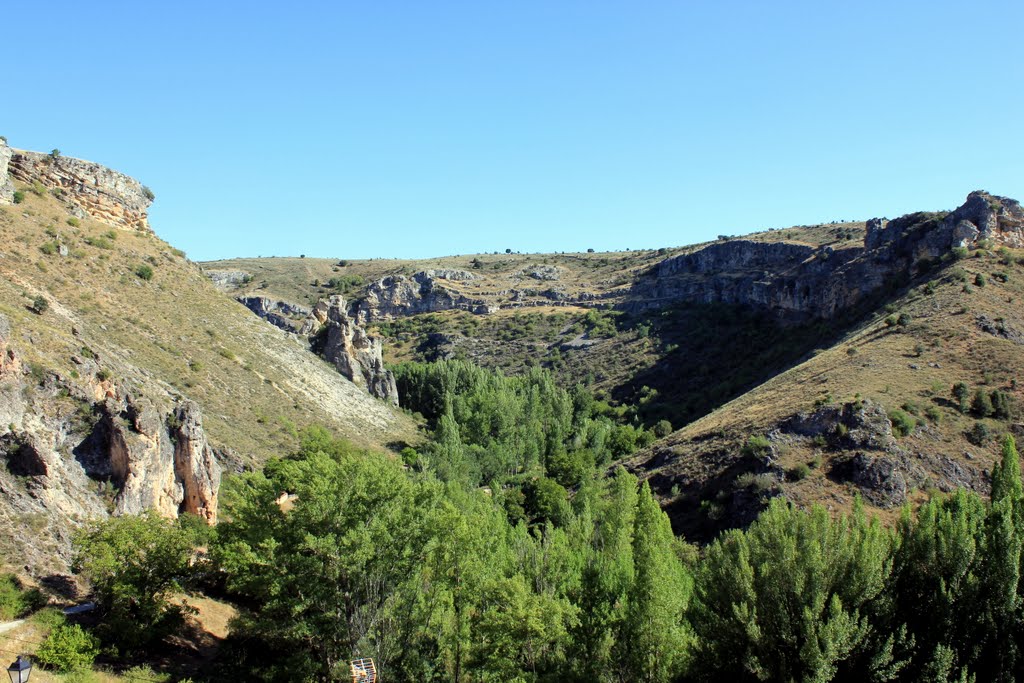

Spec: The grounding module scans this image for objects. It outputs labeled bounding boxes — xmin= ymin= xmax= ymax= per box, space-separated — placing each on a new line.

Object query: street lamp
xmin=6 ymin=655 xmax=31 ymax=683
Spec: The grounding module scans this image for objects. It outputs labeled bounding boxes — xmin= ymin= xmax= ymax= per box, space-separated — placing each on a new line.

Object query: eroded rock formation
xmin=303 ymin=296 xmax=399 ymax=404
xmin=103 ymin=395 xmax=221 ymax=523
xmin=238 ymin=296 xmax=310 ymax=332
xmin=633 ymin=191 xmax=1024 ymax=320
xmin=0 ymin=139 xmax=14 ymax=203
xmin=355 ymin=271 xmax=496 ymax=324
xmin=6 ymin=149 xmax=153 ymax=231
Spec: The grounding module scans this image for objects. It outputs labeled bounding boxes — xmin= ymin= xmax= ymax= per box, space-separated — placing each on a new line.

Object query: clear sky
xmin=3 ymin=1 xmax=1021 ymax=261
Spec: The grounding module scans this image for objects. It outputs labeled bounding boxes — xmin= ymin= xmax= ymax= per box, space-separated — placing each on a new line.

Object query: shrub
xmin=968 ymin=421 xmax=991 ymax=446
xmin=653 ymin=419 xmax=673 ymax=438
xmin=975 ymin=273 xmax=987 ymax=288
xmin=742 ymin=435 xmax=773 ymax=460
xmin=889 ymin=409 xmax=916 ymax=437
xmin=736 ymin=472 xmax=777 ymax=494
xmin=990 ymin=389 xmax=1012 ymax=419
xmin=142 ymin=185 xmax=155 ymax=201
xmin=39 ymin=241 xmax=58 ymax=255
xmin=952 ymin=382 xmax=971 ymax=414
xmin=35 ymin=623 xmax=100 ymax=672
xmin=925 ymin=406 xmax=942 ymax=423
xmin=885 ymin=315 xmax=898 ymax=327
xmin=30 ymin=295 xmax=49 ymax=314
xmin=897 ymin=313 xmax=911 ymax=327
xmin=788 ymin=463 xmax=811 ymax=481
xmin=951 ymin=246 xmax=969 ymax=260
xmin=971 ymin=389 xmax=994 ymax=417
xmin=49 ymin=148 xmax=61 ymax=159
xmin=0 ymin=574 xmax=44 ymax=620
xmin=31 ymin=180 xmax=46 ymax=196
xmin=66 ymin=217 xmax=80 ymax=227
xmin=12 ymin=190 xmax=24 ymax=204
xmin=96 ymin=369 xmax=112 ymax=382
xmin=135 ymin=264 xmax=154 ymax=281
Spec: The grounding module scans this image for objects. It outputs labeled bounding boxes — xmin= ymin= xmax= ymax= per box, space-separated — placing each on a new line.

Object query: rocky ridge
xmin=303 ymin=296 xmax=399 ymax=403
xmin=2 ymin=142 xmax=153 ymax=231
xmin=632 ymin=191 xmax=1024 ymax=320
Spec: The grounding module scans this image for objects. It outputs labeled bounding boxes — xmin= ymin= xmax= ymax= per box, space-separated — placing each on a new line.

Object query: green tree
xmin=691 ymin=498 xmax=893 ymax=682
xmin=34 ymin=623 xmax=100 ymax=672
xmin=622 ymin=481 xmax=693 ymax=682
xmin=72 ymin=511 xmax=196 ymax=650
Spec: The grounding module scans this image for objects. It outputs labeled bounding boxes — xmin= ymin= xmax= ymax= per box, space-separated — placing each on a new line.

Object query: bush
xmin=971 ymin=388 xmax=994 ymax=417
xmin=975 ymin=273 xmax=987 ymax=288
xmin=925 ymin=406 xmax=942 ymax=424
xmin=12 ymin=190 xmax=24 ymax=204
xmin=889 ymin=409 xmax=916 ymax=437
xmin=135 ymin=264 xmax=154 ymax=281
xmin=742 ymin=434 xmax=773 ymax=460
xmin=788 ymin=463 xmax=811 ymax=481
xmin=952 ymin=382 xmax=971 ymax=414
xmin=35 ymin=624 xmax=100 ymax=672
xmin=142 ymin=185 xmax=156 ymax=201
xmin=30 ymin=295 xmax=49 ymax=314
xmin=39 ymin=241 xmax=58 ymax=255
xmin=968 ymin=421 xmax=991 ymax=446
xmin=653 ymin=419 xmax=673 ymax=438
xmin=66 ymin=217 xmax=80 ymax=227
xmin=72 ymin=512 xmax=196 ymax=650
xmin=0 ymin=574 xmax=45 ymax=620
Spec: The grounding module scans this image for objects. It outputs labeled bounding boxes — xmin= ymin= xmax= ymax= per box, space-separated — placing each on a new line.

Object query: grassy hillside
xmin=629 ymin=245 xmax=1024 ymax=538
xmin=0 ymin=182 xmax=417 ymax=464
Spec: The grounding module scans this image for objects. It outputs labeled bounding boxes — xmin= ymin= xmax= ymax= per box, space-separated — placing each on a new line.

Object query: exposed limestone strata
xmin=7 ymin=149 xmax=153 ymax=231
xmin=303 ymin=296 xmax=399 ymax=404
xmin=0 ymin=139 xmax=14 ymax=203
xmin=632 ymin=191 xmax=1024 ymax=320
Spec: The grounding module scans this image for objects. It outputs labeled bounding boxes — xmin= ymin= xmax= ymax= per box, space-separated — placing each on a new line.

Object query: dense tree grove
xmin=72 ymin=406 xmax=1024 ymax=681
xmin=393 ymin=360 xmax=655 ymax=492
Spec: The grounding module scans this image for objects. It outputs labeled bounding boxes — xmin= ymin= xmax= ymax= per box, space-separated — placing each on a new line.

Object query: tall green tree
xmin=691 ymin=498 xmax=893 ymax=682
xmin=621 ymin=481 xmax=693 ymax=682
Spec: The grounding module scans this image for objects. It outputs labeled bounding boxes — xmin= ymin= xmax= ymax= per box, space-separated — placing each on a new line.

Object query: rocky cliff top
xmin=0 ymin=140 xmax=153 ymax=231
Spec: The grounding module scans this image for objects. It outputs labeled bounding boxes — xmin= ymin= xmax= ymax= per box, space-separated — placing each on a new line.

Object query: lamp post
xmin=6 ymin=655 xmax=31 ymax=683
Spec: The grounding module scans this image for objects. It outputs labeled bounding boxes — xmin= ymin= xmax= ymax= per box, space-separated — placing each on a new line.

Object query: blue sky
xmin=4 ymin=1 xmax=1021 ymax=261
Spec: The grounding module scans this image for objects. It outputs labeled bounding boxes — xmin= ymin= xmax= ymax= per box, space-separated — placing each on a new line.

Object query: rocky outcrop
xmin=355 ymin=271 xmax=495 ymax=323
xmin=0 ymin=138 xmax=14 ymax=203
xmin=304 ymin=296 xmax=399 ymax=404
xmin=238 ymin=296 xmax=310 ymax=332
xmin=632 ymin=192 xmax=1024 ymax=320
xmin=204 ymin=269 xmax=252 ymax=291
xmin=0 ymin=314 xmax=223 ymax=572
xmin=7 ymin=150 xmax=153 ymax=231
xmin=102 ymin=395 xmax=221 ymax=522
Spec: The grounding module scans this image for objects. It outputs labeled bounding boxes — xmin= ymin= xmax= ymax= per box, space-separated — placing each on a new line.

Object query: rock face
xmin=238 ymin=296 xmax=310 ymax=332
xmin=204 ymin=269 xmax=252 ymax=291
xmin=303 ymin=296 xmax=399 ymax=404
xmin=103 ymin=395 xmax=221 ymax=523
xmin=7 ymin=149 xmax=153 ymax=231
xmin=0 ymin=314 xmax=222 ymax=572
xmin=355 ymin=271 xmax=495 ymax=323
xmin=633 ymin=191 xmax=1024 ymax=320
xmin=0 ymin=139 xmax=14 ymax=203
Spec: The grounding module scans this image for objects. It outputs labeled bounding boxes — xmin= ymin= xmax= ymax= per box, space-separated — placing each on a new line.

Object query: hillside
xmin=0 ymin=142 xmax=416 ymax=573
xmin=203 ymin=191 xmax=1024 ymax=535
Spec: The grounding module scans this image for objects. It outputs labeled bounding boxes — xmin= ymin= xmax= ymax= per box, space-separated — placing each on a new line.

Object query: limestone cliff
xmin=303 ymin=296 xmax=399 ymax=404
xmin=355 ymin=270 xmax=497 ymax=324
xmin=103 ymin=395 xmax=221 ymax=523
xmin=6 ymin=148 xmax=153 ymax=231
xmin=632 ymin=191 xmax=1024 ymax=320
xmin=0 ymin=139 xmax=14 ymax=203
xmin=0 ymin=314 xmax=221 ymax=572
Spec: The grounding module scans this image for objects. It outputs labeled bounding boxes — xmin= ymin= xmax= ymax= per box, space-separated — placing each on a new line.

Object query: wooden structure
xmin=350 ymin=658 xmax=377 ymax=682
